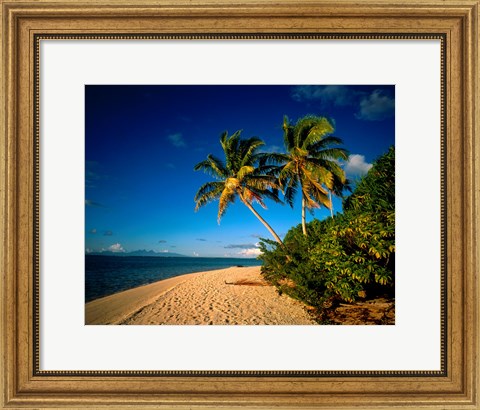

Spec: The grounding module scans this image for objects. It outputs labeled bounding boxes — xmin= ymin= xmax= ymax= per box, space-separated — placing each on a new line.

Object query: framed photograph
xmin=1 ymin=0 xmax=478 ymax=408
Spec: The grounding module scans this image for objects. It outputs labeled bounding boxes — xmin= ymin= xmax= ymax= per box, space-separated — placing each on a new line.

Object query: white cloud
xmin=237 ymin=242 xmax=262 ymax=257
xmin=238 ymin=248 xmax=262 ymax=257
xmin=344 ymin=154 xmax=373 ymax=177
xmin=223 ymin=243 xmax=263 ymax=257
xmin=291 ymin=85 xmax=356 ymax=106
xmin=224 ymin=243 xmax=257 ymax=249
xmin=108 ymin=243 xmax=125 ymax=253
xmin=193 ymin=251 xmax=199 ymax=257
xmin=356 ymin=89 xmax=394 ymax=121
xmin=167 ymin=133 xmax=186 ymax=147
xmin=291 ymin=86 xmax=395 ymax=122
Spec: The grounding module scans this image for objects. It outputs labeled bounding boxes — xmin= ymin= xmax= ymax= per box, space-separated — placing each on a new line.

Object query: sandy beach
xmin=85 ymin=266 xmax=316 ymax=325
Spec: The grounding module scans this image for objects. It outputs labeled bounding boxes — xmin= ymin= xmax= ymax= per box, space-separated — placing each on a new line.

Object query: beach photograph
xmin=85 ymin=85 xmax=395 ymax=325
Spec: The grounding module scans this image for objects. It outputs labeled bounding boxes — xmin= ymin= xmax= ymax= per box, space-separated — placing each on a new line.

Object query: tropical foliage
xmin=193 ymin=117 xmax=395 ymax=320
xmin=343 ymin=146 xmax=395 ymax=213
xmin=265 ymin=115 xmax=349 ymax=235
xmin=259 ymin=147 xmax=395 ymax=310
xmin=193 ymin=130 xmax=284 ymax=245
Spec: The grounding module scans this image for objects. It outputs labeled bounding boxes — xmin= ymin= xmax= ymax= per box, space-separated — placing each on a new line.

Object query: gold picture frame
xmin=1 ymin=0 xmax=478 ymax=408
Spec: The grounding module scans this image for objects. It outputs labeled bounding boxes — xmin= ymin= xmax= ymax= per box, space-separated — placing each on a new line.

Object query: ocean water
xmin=85 ymin=255 xmax=262 ymax=302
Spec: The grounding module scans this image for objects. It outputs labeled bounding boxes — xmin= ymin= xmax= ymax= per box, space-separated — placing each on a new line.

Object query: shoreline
xmin=85 ymin=257 xmax=262 ymax=303
xmin=85 ymin=269 xmax=213 ymax=325
xmin=85 ymin=266 xmax=316 ymax=325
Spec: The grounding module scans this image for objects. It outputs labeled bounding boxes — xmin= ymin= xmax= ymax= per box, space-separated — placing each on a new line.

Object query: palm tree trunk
xmin=301 ymin=196 xmax=307 ymax=236
xmin=240 ymin=198 xmax=284 ymax=246
xmin=329 ymin=191 xmax=334 ymax=218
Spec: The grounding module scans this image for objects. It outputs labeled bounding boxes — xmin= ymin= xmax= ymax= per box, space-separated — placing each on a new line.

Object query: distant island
xmin=86 ymin=250 xmax=189 ymax=257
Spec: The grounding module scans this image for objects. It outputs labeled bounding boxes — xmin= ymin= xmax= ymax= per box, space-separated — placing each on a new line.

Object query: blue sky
xmin=85 ymin=85 xmax=394 ymax=257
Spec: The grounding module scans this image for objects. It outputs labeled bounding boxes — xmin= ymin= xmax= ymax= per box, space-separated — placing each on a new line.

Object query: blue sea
xmin=85 ymin=255 xmax=262 ymax=302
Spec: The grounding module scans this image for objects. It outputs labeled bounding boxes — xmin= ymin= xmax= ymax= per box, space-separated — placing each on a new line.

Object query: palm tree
xmin=194 ymin=130 xmax=284 ymax=246
xmin=267 ymin=115 xmax=348 ymax=236
xmin=328 ymin=174 xmax=352 ymax=218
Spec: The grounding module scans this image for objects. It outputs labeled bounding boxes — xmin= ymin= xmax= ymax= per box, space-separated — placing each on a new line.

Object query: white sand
xmin=85 ymin=266 xmax=316 ymax=325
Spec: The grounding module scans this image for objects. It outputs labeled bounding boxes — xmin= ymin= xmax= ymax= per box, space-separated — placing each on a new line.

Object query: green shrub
xmin=259 ymin=147 xmax=395 ymax=308
xmin=343 ymin=146 xmax=395 ymax=213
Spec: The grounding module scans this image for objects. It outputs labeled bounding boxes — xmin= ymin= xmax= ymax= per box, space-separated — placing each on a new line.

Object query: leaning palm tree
xmin=194 ymin=130 xmax=284 ymax=246
xmin=267 ymin=115 xmax=348 ymax=236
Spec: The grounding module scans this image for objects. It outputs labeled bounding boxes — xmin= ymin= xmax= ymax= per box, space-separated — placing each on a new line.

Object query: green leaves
xmin=301 ymin=117 xmax=335 ymax=150
xmin=260 ymin=209 xmax=395 ymax=307
xmin=194 ymin=121 xmax=396 ymax=310
xmin=274 ymin=114 xmax=349 ymax=236
xmin=193 ymin=181 xmax=225 ymax=211
xmin=217 ymin=186 xmax=236 ymax=223
xmin=236 ymin=165 xmax=255 ymax=180
xmin=193 ymin=154 xmax=228 ymax=179
xmin=193 ymin=130 xmax=283 ymax=243
xmin=259 ymin=148 xmax=396 ymax=309
xmin=343 ymin=146 xmax=395 ymax=213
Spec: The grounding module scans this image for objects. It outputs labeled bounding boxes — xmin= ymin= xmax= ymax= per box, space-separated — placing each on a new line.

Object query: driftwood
xmin=224 ymin=279 xmax=268 ymax=286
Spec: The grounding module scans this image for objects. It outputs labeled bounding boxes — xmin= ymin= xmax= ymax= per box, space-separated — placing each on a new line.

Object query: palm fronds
xmin=276 ymin=114 xmax=349 ymax=235
xmin=194 ymin=130 xmax=284 ymax=245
